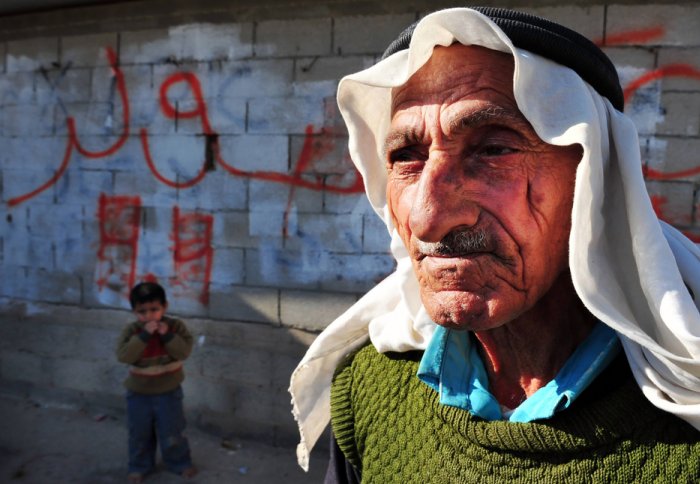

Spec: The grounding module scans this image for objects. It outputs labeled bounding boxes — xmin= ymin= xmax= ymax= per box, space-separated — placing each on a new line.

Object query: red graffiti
xmin=95 ymin=193 xmax=142 ymax=294
xmin=171 ymin=207 xmax=214 ymax=305
xmin=596 ymin=26 xmax=666 ymax=46
xmin=8 ymin=46 xmax=363 ymax=208
xmin=8 ymin=48 xmax=129 ymax=207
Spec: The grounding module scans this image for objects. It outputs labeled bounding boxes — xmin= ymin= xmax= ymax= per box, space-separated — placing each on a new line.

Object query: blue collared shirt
xmin=416 ymin=321 xmax=620 ymax=422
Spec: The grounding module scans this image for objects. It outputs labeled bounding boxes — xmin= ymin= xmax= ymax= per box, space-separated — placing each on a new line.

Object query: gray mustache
xmin=416 ymin=229 xmax=489 ymax=257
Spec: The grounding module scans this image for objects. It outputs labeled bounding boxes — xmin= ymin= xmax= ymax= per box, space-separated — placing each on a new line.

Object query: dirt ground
xmin=0 ymin=394 xmax=327 ymax=483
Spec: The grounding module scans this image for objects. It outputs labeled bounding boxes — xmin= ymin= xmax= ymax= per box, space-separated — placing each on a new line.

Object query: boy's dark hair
xmin=129 ymin=282 xmax=167 ymax=309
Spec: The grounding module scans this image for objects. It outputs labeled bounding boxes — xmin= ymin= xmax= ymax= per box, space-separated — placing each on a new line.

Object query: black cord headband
xmin=381 ymin=7 xmax=624 ymax=111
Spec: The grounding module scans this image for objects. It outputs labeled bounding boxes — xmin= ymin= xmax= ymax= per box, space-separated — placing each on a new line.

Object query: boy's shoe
xmin=127 ymin=473 xmax=143 ymax=484
xmin=182 ymin=466 xmax=198 ymax=479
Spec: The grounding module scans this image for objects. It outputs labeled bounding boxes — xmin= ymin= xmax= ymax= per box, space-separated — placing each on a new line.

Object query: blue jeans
xmin=126 ymin=386 xmax=193 ymax=475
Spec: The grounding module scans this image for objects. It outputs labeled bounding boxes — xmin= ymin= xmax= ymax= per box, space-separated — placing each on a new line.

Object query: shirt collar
xmin=417 ymin=321 xmax=620 ymax=422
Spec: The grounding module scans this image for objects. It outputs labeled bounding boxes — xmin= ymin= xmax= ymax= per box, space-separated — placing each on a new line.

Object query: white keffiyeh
xmin=289 ymin=8 xmax=700 ymax=471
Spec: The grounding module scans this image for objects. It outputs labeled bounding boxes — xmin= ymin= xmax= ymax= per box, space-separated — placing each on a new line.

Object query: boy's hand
xmin=157 ymin=321 xmax=169 ymax=335
xmin=144 ymin=320 xmax=159 ymax=334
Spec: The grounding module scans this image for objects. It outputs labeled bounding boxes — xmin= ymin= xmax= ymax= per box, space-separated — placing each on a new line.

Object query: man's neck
xmin=473 ymin=273 xmax=596 ymax=409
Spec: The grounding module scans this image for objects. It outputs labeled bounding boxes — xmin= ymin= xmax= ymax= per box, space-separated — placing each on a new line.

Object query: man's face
xmin=385 ymin=44 xmax=582 ymax=331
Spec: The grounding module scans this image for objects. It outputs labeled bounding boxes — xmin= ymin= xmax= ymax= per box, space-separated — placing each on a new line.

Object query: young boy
xmin=116 ymin=282 xmax=197 ymax=483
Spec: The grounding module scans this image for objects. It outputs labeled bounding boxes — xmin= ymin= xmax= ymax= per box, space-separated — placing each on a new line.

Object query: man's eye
xmin=479 ymin=145 xmax=518 ymax=157
xmin=388 ymin=147 xmax=426 ymax=163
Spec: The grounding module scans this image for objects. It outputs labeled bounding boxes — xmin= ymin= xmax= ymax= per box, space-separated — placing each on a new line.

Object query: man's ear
xmin=163 ymin=302 xmax=169 ymax=312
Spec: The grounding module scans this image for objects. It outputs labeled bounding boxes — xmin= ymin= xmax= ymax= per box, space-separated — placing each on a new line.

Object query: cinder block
xmin=84 ymin=282 xmax=132 ymax=311
xmin=285 ymin=182 xmax=324 ymax=212
xmin=280 ymin=289 xmax=357 ymax=330
xmin=248 ymin=212 xmax=286 ymax=245
xmin=217 ymin=135 xmax=288 ymax=172
xmin=226 ymin=381 xmax=275 ymax=422
xmin=521 ymin=6 xmax=605 ymax=42
xmin=212 ymin=59 xmax=294 ymax=99
xmin=0 ymin=71 xmax=35 ymax=105
xmin=183 ymin=377 xmax=236 ymax=415
xmin=61 ymin=34 xmax=118 ymax=68
xmin=624 ymin=76 xmax=663 ymax=136
xmin=1 ymin=168 xmax=58 ymax=205
xmin=121 ymin=23 xmax=253 ymax=64
xmin=256 ymin=18 xmax=331 ymax=57
xmin=646 ymin=180 xmax=695 ymax=228
xmin=114 ymin=169 xmax=177 ymax=207
xmin=92 ymin=64 xmax=154 ymax=103
xmin=188 ymin=380 xmax=275 ymax=441
xmin=286 ymin=212 xmax=363 ymax=253
xmin=3 ymin=229 xmax=54 ymax=270
xmin=323 ymin=191 xmax=371 ymax=215
xmin=75 ymin=137 xmax=146 ymax=175
xmin=0 ymin=350 xmax=46 ymax=384
xmin=166 ymin=296 xmax=209 ymax=319
xmin=0 ymin=265 xmax=27 ymax=298
xmin=0 ymin=201 xmax=29 ymax=235
xmin=657 ymin=92 xmax=700 ymax=136
xmin=249 ymin=179 xmax=294 ymax=211
xmin=140 ymin=133 xmax=214 ymax=179
xmin=362 ymin=213 xmax=392 ymax=253
xmin=208 ymin=285 xmax=279 ymax=323
xmin=36 ymin=66 xmax=92 ymax=105
xmin=2 ymin=104 xmax=55 ymax=136
xmin=56 ymin=100 xmax=128 ymax=138
xmin=90 ymin=64 xmax=151 ymax=108
xmin=288 ymin=131 xmax=352 ymax=174
xmin=132 ymin=97 xmax=177 ymax=136
xmin=51 ymin=358 xmax=119 ymax=393
xmin=6 ymin=37 xmax=59 ymax=72
xmin=197 ymin=345 xmax=273 ymax=385
xmin=245 ymin=246 xmax=320 ymax=290
xmin=295 ymin=55 xmax=371 ymax=83
xmin=334 ymin=13 xmax=416 ymax=55
xmin=248 ymin=96 xmax=324 ymax=134
xmin=656 ymin=48 xmax=700 ymax=91
xmin=603 ymin=47 xmax=656 ymax=71
xmin=202 ymin=97 xmax=247 ymax=135
xmin=54 ymin=232 xmax=96 ymax=273
xmin=174 ymin=171 xmax=248 ymax=211
xmin=138 ymin=206 xmax=174 ymax=271
xmin=318 ymin=253 xmax=395 ymax=293
xmin=27 ymin=201 xmax=85 ymax=238
xmin=119 ymin=28 xmax=172 ymax=64
xmin=70 ymin=324 xmax=120 ymax=361
xmin=54 ymin=168 xmax=114 ymax=205
xmin=0 ymin=262 xmax=27 ymax=299
xmin=24 ymin=268 xmax=82 ymax=304
xmin=213 ymin=211 xmax=261 ymax=249
xmin=645 ymin=136 xmax=700 ymax=179
xmin=210 ymin=248 xmax=245 ymax=286
xmin=607 ymin=5 xmax=700 ymax=47
xmin=292 ymin=79 xmax=338 ymax=99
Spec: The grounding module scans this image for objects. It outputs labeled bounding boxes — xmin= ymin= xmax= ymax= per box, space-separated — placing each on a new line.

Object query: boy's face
xmin=133 ymin=300 xmax=167 ymax=323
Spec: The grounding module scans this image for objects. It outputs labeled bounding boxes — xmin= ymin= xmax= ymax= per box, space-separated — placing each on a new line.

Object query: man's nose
xmin=408 ymin=156 xmax=480 ymax=242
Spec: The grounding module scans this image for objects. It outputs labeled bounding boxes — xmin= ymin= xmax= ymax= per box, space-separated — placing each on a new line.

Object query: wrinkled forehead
xmin=390 ymin=44 xmax=517 ymax=117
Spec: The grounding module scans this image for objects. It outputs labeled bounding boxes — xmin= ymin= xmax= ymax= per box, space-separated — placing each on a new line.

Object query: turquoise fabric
xmin=417 ymin=322 xmax=621 ymax=422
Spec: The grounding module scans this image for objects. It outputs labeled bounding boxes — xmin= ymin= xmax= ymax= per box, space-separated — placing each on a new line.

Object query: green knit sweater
xmin=330 ymin=344 xmax=700 ymax=483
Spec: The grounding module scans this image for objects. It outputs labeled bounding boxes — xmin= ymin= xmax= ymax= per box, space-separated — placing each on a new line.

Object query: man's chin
xmin=421 ymin=289 xmax=518 ymax=332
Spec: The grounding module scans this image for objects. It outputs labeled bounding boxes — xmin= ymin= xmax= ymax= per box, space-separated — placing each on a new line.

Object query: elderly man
xmin=290 ymin=7 xmax=700 ymax=482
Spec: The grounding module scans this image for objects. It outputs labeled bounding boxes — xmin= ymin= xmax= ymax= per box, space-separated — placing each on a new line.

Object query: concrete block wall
xmin=1 ymin=1 xmax=699 ymax=448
